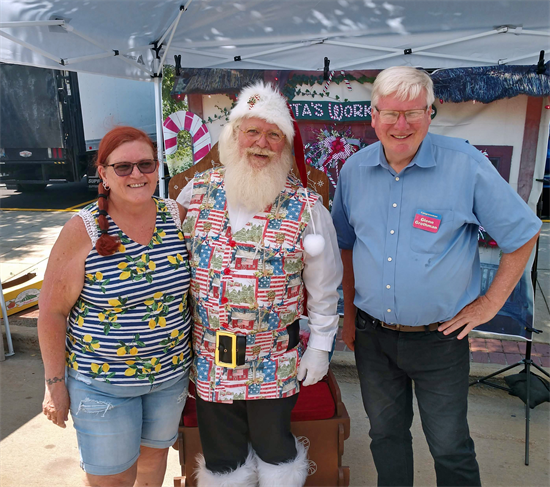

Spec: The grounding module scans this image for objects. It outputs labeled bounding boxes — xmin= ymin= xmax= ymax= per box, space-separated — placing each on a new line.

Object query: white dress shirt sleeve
xmin=302 ymin=199 xmax=343 ymax=351
xmin=175 ymin=181 xmax=193 ymax=210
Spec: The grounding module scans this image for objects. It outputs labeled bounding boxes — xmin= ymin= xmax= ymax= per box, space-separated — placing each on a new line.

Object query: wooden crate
xmin=173 ymin=368 xmax=350 ymax=487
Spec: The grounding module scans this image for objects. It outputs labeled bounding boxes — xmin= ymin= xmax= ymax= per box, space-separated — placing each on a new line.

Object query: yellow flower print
xmin=77 ymin=333 xmax=100 ymax=354
xmin=116 ymin=334 xmax=146 ymax=357
xmin=167 ymin=253 xmax=186 ymax=271
xmin=119 ymin=253 xmax=156 ymax=283
xmin=141 ymin=292 xmax=173 ymax=329
xmin=98 ymin=296 xmax=133 ymax=335
xmin=85 ymin=272 xmax=110 ymax=294
xmin=90 ymin=361 xmax=114 ymax=382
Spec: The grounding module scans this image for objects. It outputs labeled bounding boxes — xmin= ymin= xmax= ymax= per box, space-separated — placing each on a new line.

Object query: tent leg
xmin=0 ymin=277 xmax=15 ymax=359
xmin=154 ymin=75 xmax=166 ymax=199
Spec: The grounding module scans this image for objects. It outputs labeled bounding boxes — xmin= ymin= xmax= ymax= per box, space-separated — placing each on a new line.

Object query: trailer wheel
xmin=16 ymin=184 xmax=47 ymax=192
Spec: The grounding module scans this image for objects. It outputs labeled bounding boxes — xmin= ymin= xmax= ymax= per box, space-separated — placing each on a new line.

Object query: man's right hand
xmin=342 ymin=314 xmax=356 ymax=351
xmin=43 ymin=378 xmax=70 ymax=428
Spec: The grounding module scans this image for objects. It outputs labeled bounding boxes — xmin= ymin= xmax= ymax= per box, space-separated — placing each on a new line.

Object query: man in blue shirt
xmin=332 ymin=66 xmax=541 ymax=487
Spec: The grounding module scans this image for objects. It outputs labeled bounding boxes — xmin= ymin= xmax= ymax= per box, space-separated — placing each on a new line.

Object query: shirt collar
xmin=363 ymin=133 xmax=437 ymax=171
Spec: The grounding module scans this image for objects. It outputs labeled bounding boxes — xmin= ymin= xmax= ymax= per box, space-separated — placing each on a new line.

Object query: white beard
xmin=221 ymin=129 xmax=293 ymax=214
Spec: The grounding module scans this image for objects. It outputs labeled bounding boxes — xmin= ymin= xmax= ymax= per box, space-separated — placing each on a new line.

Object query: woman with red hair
xmin=38 ymin=126 xmax=192 ymax=487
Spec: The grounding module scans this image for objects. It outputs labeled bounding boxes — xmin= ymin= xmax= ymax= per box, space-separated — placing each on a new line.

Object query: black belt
xmin=216 ymin=319 xmax=300 ymax=368
xmin=358 ymin=309 xmax=440 ymax=333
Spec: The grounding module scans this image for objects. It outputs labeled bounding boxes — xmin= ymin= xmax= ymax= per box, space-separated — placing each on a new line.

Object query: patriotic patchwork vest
xmin=183 ymin=168 xmax=319 ymax=402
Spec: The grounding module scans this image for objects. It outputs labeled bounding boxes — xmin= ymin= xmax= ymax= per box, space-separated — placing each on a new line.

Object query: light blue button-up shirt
xmin=332 ymin=133 xmax=542 ymax=327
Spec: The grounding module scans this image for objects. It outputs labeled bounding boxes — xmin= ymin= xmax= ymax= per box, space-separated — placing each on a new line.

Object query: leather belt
xmin=358 ymin=309 xmax=440 ymax=333
xmin=215 ymin=319 xmax=300 ymax=368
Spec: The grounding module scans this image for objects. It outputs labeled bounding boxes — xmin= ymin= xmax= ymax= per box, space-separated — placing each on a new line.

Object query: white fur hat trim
xmin=229 ymin=81 xmax=294 ymax=142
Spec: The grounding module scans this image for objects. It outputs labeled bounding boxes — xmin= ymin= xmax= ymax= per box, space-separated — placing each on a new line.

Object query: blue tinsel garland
xmin=432 ymin=62 xmax=550 ymax=103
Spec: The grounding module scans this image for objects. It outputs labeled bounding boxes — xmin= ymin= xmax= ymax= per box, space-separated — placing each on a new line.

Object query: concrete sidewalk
xmin=1 ymin=213 xmax=549 ymax=486
xmin=1 ymin=349 xmax=549 ymax=487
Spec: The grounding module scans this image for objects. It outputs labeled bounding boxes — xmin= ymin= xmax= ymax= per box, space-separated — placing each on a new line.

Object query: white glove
xmin=297 ymin=347 xmax=329 ymax=386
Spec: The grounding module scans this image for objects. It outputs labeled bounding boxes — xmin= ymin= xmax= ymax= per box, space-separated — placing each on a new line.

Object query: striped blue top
xmin=66 ymin=197 xmax=192 ymax=385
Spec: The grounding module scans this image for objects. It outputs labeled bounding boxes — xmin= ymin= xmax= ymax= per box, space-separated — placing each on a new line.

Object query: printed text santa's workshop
xmin=289 ymin=101 xmax=372 ymax=122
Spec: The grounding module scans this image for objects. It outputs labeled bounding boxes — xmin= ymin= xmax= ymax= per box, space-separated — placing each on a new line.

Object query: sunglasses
xmin=106 ymin=159 xmax=158 ymax=177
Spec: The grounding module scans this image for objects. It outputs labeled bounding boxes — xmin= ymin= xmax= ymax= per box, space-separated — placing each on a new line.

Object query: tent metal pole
xmin=159 ymin=7 xmax=187 ymax=69
xmin=0 ymin=30 xmax=62 ymax=64
xmin=521 ymin=30 xmax=550 ymax=37
xmin=504 ymin=52 xmax=549 ymax=64
xmin=63 ymin=45 xmax=154 ymax=66
xmin=62 ymin=24 xmax=153 ymax=76
xmin=153 ymin=74 xmax=166 ymax=199
xmin=199 ymin=42 xmax=317 ymax=69
xmin=413 ymin=51 xmax=496 ymax=64
xmin=0 ymin=276 xmax=15 ymax=359
xmin=175 ymin=47 xmax=306 ymax=70
xmin=0 ymin=20 xmax=64 ymax=28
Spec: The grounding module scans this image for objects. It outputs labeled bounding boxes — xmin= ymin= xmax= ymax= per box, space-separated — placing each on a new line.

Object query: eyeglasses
xmin=106 ymin=159 xmax=158 ymax=177
xmin=240 ymin=127 xmax=286 ymax=143
xmin=374 ymin=107 xmax=429 ymax=124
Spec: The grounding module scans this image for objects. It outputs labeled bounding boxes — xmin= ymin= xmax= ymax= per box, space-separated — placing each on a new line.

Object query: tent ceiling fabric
xmin=1 ymin=0 xmax=549 ymax=81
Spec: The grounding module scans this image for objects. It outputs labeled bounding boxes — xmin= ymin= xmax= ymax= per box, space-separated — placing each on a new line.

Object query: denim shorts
xmin=67 ymin=368 xmax=189 ymax=476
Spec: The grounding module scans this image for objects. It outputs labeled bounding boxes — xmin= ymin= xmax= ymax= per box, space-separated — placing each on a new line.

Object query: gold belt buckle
xmin=215 ymin=331 xmax=237 ymax=368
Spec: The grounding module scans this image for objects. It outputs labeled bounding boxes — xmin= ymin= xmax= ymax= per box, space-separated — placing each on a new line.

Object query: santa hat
xmin=230 ymin=81 xmax=308 ymax=190
xmin=230 ymin=82 xmax=324 ymax=257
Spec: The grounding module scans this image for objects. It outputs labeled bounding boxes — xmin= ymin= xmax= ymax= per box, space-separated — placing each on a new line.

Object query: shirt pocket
xmin=409 ymin=209 xmax=455 ymax=254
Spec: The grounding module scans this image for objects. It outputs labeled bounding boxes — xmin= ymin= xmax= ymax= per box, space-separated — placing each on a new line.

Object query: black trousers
xmin=355 ymin=309 xmax=481 ymax=487
xmin=196 ymin=394 xmax=299 ymax=474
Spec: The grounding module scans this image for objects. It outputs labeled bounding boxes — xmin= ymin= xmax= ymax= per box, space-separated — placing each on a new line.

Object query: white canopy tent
xmin=1 ymin=0 xmax=549 ymax=196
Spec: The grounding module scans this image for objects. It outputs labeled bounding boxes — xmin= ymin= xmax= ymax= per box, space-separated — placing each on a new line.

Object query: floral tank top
xmin=66 ymin=197 xmax=192 ymax=385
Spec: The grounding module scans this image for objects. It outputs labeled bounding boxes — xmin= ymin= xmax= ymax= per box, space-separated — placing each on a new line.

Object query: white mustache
xmin=245 ymin=147 xmax=276 ymax=158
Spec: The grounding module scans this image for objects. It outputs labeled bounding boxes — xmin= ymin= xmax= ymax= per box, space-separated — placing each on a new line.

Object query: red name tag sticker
xmin=413 ymin=210 xmax=441 ymax=233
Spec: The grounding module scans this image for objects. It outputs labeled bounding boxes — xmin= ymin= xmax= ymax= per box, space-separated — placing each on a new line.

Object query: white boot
xmin=256 ymin=438 xmax=309 ymax=487
xmin=194 ymin=449 xmax=258 ymax=487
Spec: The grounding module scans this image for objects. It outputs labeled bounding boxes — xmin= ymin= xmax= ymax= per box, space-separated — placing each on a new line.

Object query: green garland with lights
xmin=282 ymin=73 xmax=376 ymax=101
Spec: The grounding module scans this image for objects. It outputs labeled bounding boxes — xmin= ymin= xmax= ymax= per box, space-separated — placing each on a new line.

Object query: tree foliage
xmin=162 ymin=65 xmax=193 ymax=174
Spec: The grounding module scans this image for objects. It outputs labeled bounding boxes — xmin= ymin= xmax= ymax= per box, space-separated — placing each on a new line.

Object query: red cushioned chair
xmin=173 ymin=367 xmax=350 ymax=487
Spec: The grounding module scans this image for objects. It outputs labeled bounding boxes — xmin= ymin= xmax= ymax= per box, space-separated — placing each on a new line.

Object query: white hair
xmin=219 ymin=121 xmax=293 ymax=214
xmin=371 ymin=66 xmax=435 ymax=107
